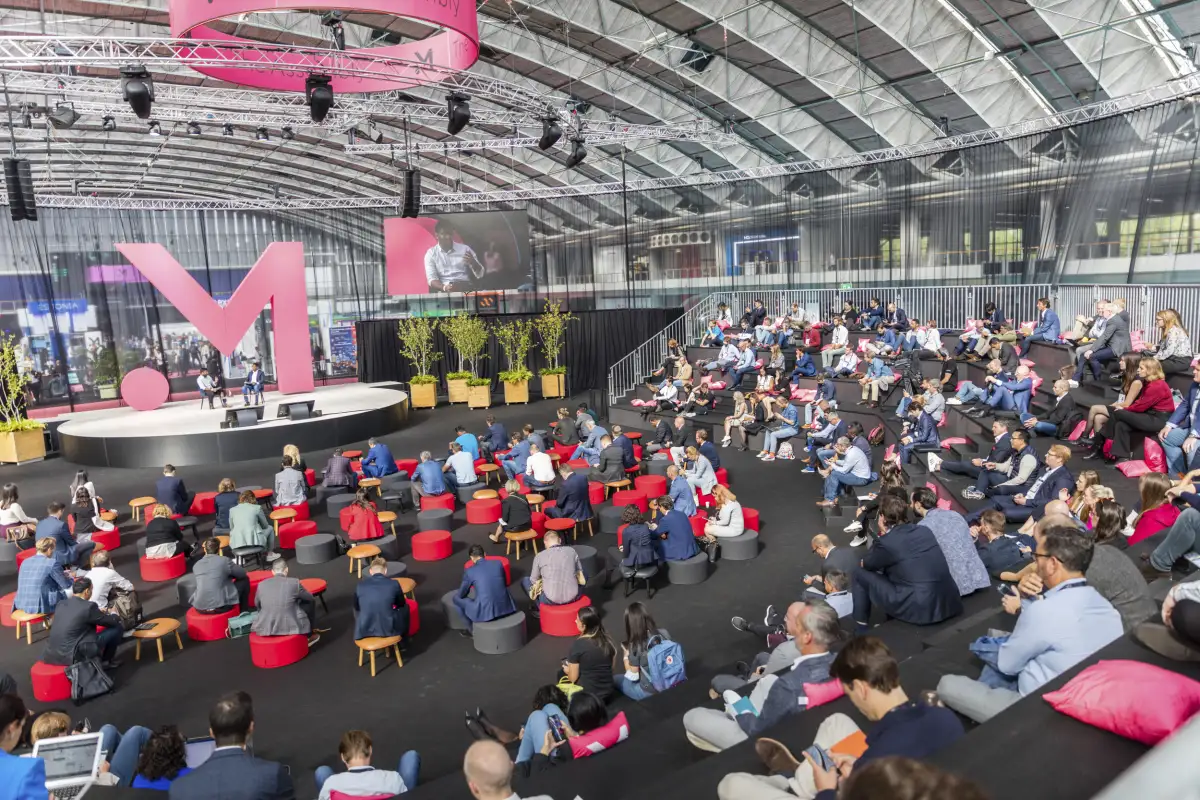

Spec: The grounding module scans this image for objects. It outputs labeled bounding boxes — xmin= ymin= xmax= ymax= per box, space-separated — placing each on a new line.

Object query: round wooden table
xmin=99 ymin=510 xmax=118 ymax=523
xmin=359 ymin=477 xmax=382 ymax=496
xmin=393 ymin=576 xmax=417 ymax=599
xmin=347 ymin=544 xmax=382 ymax=577
xmin=269 ymin=508 xmax=297 ymax=536
xmin=132 ymin=618 xmax=184 ymax=663
xmin=129 ymin=497 xmax=156 ymax=522
xmin=478 ymin=464 xmax=500 ymax=486
xmin=473 ymin=489 xmax=499 ymax=500
xmin=377 ymin=510 xmax=397 ymax=536
xmin=300 ymin=578 xmax=329 ymax=613
xmin=525 ymin=494 xmax=545 ymax=511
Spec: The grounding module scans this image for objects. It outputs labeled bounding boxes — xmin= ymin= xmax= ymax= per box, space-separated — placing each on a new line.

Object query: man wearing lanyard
xmin=936 ymin=519 xmax=1122 ymax=723
xmin=424 ymin=220 xmax=481 ymax=293
xmin=1159 ymin=362 xmax=1200 ymax=476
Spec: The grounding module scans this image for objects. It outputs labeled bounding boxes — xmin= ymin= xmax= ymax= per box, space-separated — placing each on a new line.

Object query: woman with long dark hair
xmin=0 ymin=483 xmax=36 ymax=542
xmin=560 ymin=605 xmax=616 ymax=701
xmin=466 ymin=684 xmax=570 ymax=764
xmin=131 ymin=726 xmax=191 ymax=790
xmin=613 ymin=602 xmax=674 ymax=701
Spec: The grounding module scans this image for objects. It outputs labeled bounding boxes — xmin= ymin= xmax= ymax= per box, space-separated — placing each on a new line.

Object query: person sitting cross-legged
xmin=410 ymin=450 xmax=448 ymax=508
xmin=315 ymin=729 xmax=418 ymax=799
xmin=816 ymin=437 xmax=871 ymax=508
xmin=454 ymin=545 xmax=518 ymax=637
xmin=354 ymin=556 xmax=410 ymax=646
xmin=521 ymin=531 xmax=584 ymax=611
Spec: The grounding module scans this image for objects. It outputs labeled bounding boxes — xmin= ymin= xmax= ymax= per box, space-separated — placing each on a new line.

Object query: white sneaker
xmin=1068 ymin=379 xmax=1080 ymax=388
xmin=722 ymin=690 xmax=742 ymax=707
xmin=756 ymin=452 xmax=769 ymax=459
xmin=721 ymin=438 xmax=731 ymax=447
xmin=764 ymin=604 xmax=775 ymax=625
xmin=683 ymin=412 xmax=697 ymax=418
xmin=762 ymin=454 xmax=776 ymax=462
xmin=266 ymin=551 xmax=282 ymax=562
xmin=946 ymin=398 xmax=963 ymax=405
xmin=849 ymin=534 xmax=869 ymax=547
xmin=844 ymin=520 xmax=863 ymax=533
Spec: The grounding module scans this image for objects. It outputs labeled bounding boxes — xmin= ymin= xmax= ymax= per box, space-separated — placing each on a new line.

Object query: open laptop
xmin=33 ymin=731 xmax=104 ymax=799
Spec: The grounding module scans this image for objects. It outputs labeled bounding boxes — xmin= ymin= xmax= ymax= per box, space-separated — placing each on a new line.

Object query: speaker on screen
xmin=4 ymin=158 xmax=23 ymax=221
xmin=401 ymin=169 xmax=421 ymax=218
xmin=15 ymin=159 xmax=37 ymax=221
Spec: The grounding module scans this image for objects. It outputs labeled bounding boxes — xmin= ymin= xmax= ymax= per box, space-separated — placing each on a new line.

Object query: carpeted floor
xmin=0 ymin=394 xmax=833 ymax=796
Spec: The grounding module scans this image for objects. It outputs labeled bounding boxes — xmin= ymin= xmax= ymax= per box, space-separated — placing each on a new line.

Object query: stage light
xmin=186 ymin=121 xmax=201 ymax=135
xmin=101 ymin=115 xmax=116 ymax=131
xmin=255 ymin=127 xmax=270 ymax=141
xmin=48 ymin=104 xmax=79 ymax=130
xmin=147 ymin=120 xmax=161 ymax=136
xmin=281 ymin=126 xmax=295 ymax=140
xmin=222 ymin=123 xmax=234 ymax=137
xmin=119 ymin=64 xmax=155 ymax=119
xmin=564 ymin=137 xmax=586 ymax=169
xmin=538 ymin=118 xmax=562 ymax=151
xmin=305 ymin=74 xmax=333 ymax=123
xmin=446 ymin=92 xmax=470 ymax=135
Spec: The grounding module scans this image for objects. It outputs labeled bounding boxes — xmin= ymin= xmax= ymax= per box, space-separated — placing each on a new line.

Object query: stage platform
xmin=58 ymin=382 xmax=410 ymax=468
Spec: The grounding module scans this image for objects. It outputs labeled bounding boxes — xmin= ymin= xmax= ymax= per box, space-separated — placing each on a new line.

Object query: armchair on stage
xmin=241 ymin=363 xmax=266 ymax=406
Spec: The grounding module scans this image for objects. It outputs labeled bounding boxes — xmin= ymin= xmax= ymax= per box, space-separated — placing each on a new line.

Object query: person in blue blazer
xmin=354 ymin=558 xmax=410 ymax=643
xmin=479 ymin=415 xmax=508 ymax=459
xmin=790 ymin=350 xmax=816 ymax=382
xmin=612 ymin=427 xmax=637 ymax=469
xmin=898 ymin=399 xmax=940 ymax=465
xmin=966 ymin=445 xmax=1075 ymax=526
xmin=1159 ymin=362 xmax=1200 ymax=474
xmin=970 ymin=365 xmax=1033 ymax=417
xmin=0 ymin=693 xmax=46 ymax=800
xmin=453 ymin=546 xmax=517 ymax=634
xmin=500 ymin=433 xmax=531 ymax=480
xmin=1021 ymin=297 xmax=1061 ymax=345
xmin=886 ymin=303 xmax=909 ymax=332
xmin=155 ymin=464 xmax=193 ymax=516
xmin=546 ymin=465 xmax=592 ymax=522
xmin=650 ymin=499 xmax=698 ymax=562
xmin=360 ymin=437 xmax=398 ymax=479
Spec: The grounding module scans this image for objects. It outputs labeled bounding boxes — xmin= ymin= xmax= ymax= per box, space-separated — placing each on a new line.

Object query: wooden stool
xmin=473 ymin=489 xmax=499 ymax=500
xmin=133 ymin=618 xmax=183 ymax=663
xmin=269 ymin=508 xmax=297 ymax=536
xmin=549 ymin=452 xmax=561 ymax=465
xmin=99 ymin=510 xmax=118 ymax=524
xmin=604 ymin=479 xmax=631 ymax=498
xmin=356 ymin=635 xmax=403 ymax=676
xmin=478 ymin=464 xmax=500 ymax=486
xmin=130 ymin=497 xmax=155 ymax=522
xmin=393 ymin=576 xmax=417 ymax=600
xmin=376 ymin=510 xmax=397 ymax=536
xmin=525 ymin=494 xmax=545 ymax=512
xmin=216 ymin=535 xmax=230 ymax=551
xmin=359 ymin=477 xmax=382 ymax=496
xmin=12 ymin=611 xmax=49 ymax=644
xmin=504 ymin=530 xmax=539 ymax=560
xmin=347 ymin=544 xmax=382 ymax=577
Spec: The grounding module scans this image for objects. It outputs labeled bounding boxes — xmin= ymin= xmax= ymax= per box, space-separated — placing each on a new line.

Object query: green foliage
xmin=540 ymin=366 xmax=567 ymax=375
xmin=498 ymin=368 xmax=533 ymax=383
xmin=494 ymin=318 xmax=534 ymax=374
xmin=0 ymin=332 xmax=41 ymax=432
xmin=409 ymin=374 xmax=438 ymax=385
xmin=447 ymin=371 xmax=474 ymax=380
xmin=92 ymin=348 xmax=121 ymax=385
xmin=442 ymin=314 xmax=489 ymax=376
xmin=0 ymin=419 xmax=42 ymax=433
xmin=466 ymin=377 xmax=491 ymax=387
xmin=534 ymin=300 xmax=577 ymax=370
xmin=396 ymin=316 xmax=442 ymax=378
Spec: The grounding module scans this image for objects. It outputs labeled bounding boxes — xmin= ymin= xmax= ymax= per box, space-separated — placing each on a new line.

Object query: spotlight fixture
xmin=446 ymin=92 xmax=471 ymax=135
xmin=222 ymin=123 xmax=234 ymax=137
xmin=281 ymin=126 xmax=295 ymax=140
xmin=119 ymin=64 xmax=155 ymax=119
xmin=101 ymin=115 xmax=116 ymax=131
xmin=48 ymin=103 xmax=79 ymax=130
xmin=368 ymin=127 xmax=384 ymax=144
xmin=564 ymin=137 xmax=586 ymax=169
xmin=937 ymin=115 xmax=951 ymax=136
xmin=305 ymin=74 xmax=334 ymax=123
xmin=186 ymin=121 xmax=201 ymax=135
xmin=538 ymin=117 xmax=562 ymax=151
xmin=255 ymin=127 xmax=270 ymax=141
xmin=147 ymin=120 xmax=161 ymax=136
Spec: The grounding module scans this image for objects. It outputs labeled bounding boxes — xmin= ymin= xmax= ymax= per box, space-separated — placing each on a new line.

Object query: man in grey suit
xmin=252 ymin=560 xmax=322 ymax=646
xmin=192 ymin=538 xmax=250 ymax=613
xmin=1074 ymin=302 xmax=1130 ymax=382
xmin=586 ymin=435 xmax=627 ymax=484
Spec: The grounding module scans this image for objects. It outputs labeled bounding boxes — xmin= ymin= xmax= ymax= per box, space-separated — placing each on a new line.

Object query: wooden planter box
xmin=409 ymin=381 xmax=437 ymax=409
xmin=503 ymin=379 xmax=530 ymax=405
xmin=540 ymin=373 xmax=566 ymax=399
xmin=0 ymin=429 xmax=45 ymax=464
xmin=98 ymin=384 xmax=118 ymax=400
xmin=447 ymin=378 xmax=469 ymax=404
xmin=467 ymin=384 xmax=492 ymax=409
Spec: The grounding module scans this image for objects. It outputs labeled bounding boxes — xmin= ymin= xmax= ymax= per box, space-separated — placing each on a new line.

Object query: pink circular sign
xmin=169 ymin=0 xmax=480 ymax=93
xmin=120 ymin=367 xmax=171 ymax=412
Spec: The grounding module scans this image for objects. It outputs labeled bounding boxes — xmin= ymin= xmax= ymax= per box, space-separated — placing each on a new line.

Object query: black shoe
xmin=465 ymin=718 xmax=492 ymax=741
xmin=458 ymin=629 xmax=473 ymax=638
xmin=1074 ymin=437 xmax=1094 ymax=448
xmin=1082 ymin=450 xmax=1104 ymax=460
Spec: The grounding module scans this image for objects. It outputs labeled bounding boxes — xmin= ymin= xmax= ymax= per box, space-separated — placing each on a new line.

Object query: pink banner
xmin=384 ymin=217 xmax=439 ymax=296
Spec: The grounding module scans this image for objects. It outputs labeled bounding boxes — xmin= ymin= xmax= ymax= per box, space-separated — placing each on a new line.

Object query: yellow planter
xmin=0 ymin=429 xmax=45 ymax=464
xmin=409 ymin=381 xmax=437 ymax=409
xmin=540 ymin=373 xmax=566 ymax=399
xmin=468 ymin=384 xmax=492 ymax=409
xmin=503 ymin=380 xmax=530 ymax=405
xmin=447 ymin=378 xmax=469 ymax=404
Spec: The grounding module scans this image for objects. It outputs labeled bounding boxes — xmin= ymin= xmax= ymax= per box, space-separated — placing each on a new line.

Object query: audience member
xmin=0 ymin=483 xmax=36 ymax=542
xmin=156 ymin=464 xmax=194 ymax=517
xmin=84 ymin=548 xmax=134 ymax=611
xmin=0 ymin=696 xmax=42 ymax=793
xmin=354 ymin=558 xmax=410 ymax=646
xmin=909 ymin=487 xmax=990 ymax=595
xmin=452 ymin=425 xmax=480 ymax=460
xmin=1088 ymin=357 xmax=1173 ymax=461
xmin=820 ymin=316 xmax=849 ymax=370
xmin=315 ymin=729 xmax=418 ymax=799
xmin=465 ymin=685 xmax=569 ymax=766
xmin=546 ymin=464 xmax=592 ymax=523
xmin=1135 ymin=579 xmax=1200 ymax=661
xmin=696 ymin=429 xmax=722 ymax=471
xmin=360 ymin=437 xmax=398 ymax=479
xmin=895 ymin=397 xmax=939 ymax=465
xmin=684 ymin=445 xmax=719 ymax=499
xmin=667 ymin=464 xmax=697 ymax=518
xmin=974 ymin=509 xmax=1029 ymax=578
xmin=703 ymin=485 xmax=745 ymax=540
xmin=1127 ymin=472 xmax=1179 ymax=544
xmin=479 ymin=416 xmax=508 ymax=460
xmin=839 ymin=757 xmax=989 ymax=800
xmin=965 ymin=445 xmax=1075 ymax=526
xmin=341 ymin=489 xmax=384 ymax=541
xmin=273 ymin=456 xmax=307 ymax=507
xmin=613 ymin=602 xmax=675 ymax=702
xmin=252 ymin=560 xmax=322 ymax=647
xmin=816 ymin=436 xmax=871 ymax=507
xmin=1080 ymin=502 xmax=1156 ymax=631
xmin=14 ymin=537 xmax=70 ymax=615
xmin=443 ymin=442 xmax=480 ymax=493
xmin=1020 ymin=296 xmax=1061 ymax=344
xmin=1073 ymin=302 xmax=1130 ymax=382
xmin=561 ymin=606 xmax=617 ymax=702
xmin=70 ymin=485 xmax=114 ymax=541
xmin=42 ymin=576 xmax=123 ymax=670
xmin=1159 ymin=362 xmax=1200 ymax=475
xmin=490 ymin=480 xmax=532 ymax=544
xmin=611 ymin=425 xmax=637 ymax=469
xmin=192 ymin=538 xmax=249 ymax=613
xmin=649 ymin=496 xmax=698 ymax=561
xmin=283 ymin=445 xmax=307 ymax=475
xmin=131 ymin=726 xmax=192 ymax=790
xmin=524 ymin=444 xmax=556 ymax=493
xmin=228 ymin=492 xmax=280 ymax=563
xmin=1078 ymin=353 xmax=1143 ymax=444
xmin=571 ymin=421 xmax=609 ymax=465
xmin=523 ymin=531 xmax=584 ymax=608
xmin=586 ymin=435 xmax=625 ymax=485
xmin=618 ymin=507 xmax=661 ymax=583
xmin=1022 ymin=380 xmax=1081 ymax=439
xmin=455 ymin=545 xmax=518 ymax=636
xmin=721 ymin=391 xmax=750 ymax=447
xmin=1147 ymin=308 xmax=1193 ymax=376
xmin=213 ymin=478 xmax=240 ymax=531
xmin=759 ymin=398 xmax=800 ymax=461
xmin=462 ymin=740 xmax=555 ymax=798
xmin=645 ymin=415 xmax=673 ymax=457
xmin=411 ymin=450 xmax=449 ymax=508
xmin=37 ymin=500 xmax=94 ymax=569
xmin=960 ymin=428 xmax=1037 ymax=501
xmin=145 ymin=504 xmax=195 ymax=562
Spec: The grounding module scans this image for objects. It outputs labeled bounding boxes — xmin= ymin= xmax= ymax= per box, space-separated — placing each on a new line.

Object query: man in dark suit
xmin=453 ymin=545 xmax=517 ymax=636
xmin=939 ymin=419 xmax=1013 ymax=480
xmin=885 ymin=302 xmax=909 ymax=332
xmin=156 ymin=463 xmax=193 ymax=516
xmin=696 ymin=429 xmax=721 ymax=471
xmin=479 ymin=415 xmax=508 ymax=459
xmin=354 ymin=557 xmax=410 ymax=643
xmin=1074 ymin=302 xmax=1130 ymax=381
xmin=546 ymin=464 xmax=591 ymax=522
xmin=169 ymin=691 xmax=294 ymax=800
xmin=965 ymin=445 xmax=1076 ymax=526
xmin=1022 ymin=379 xmax=1081 ymax=439
xmin=852 ymin=494 xmax=962 ymax=627
xmin=645 ymin=415 xmax=674 ymax=457
xmin=43 ymin=576 xmax=123 ymax=669
xmin=805 ymin=534 xmax=859 ymax=586
xmin=611 ymin=425 xmax=637 ymax=469
xmin=587 ymin=435 xmax=627 ymax=484
xmin=241 ymin=362 xmax=265 ymax=406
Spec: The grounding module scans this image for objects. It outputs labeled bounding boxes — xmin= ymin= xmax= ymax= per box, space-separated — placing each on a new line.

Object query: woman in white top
xmin=683 ymin=446 xmax=717 ymax=496
xmin=1150 ymin=309 xmax=1194 ymax=377
xmin=722 ymin=391 xmax=749 ymax=446
xmin=69 ymin=470 xmax=97 ymax=506
xmin=703 ymin=486 xmax=745 ymax=539
xmin=821 ymin=316 xmax=849 ymax=370
xmin=0 ymin=483 xmax=36 ymax=541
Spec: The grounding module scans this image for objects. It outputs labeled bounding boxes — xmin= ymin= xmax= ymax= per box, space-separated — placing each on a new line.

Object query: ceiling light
xmin=186 ymin=121 xmax=201 ymax=135
xmin=48 ymin=104 xmax=79 ymax=130
xmin=222 ymin=123 xmax=234 ymax=137
xmin=147 ymin=120 xmax=161 ymax=136
xmin=538 ymin=118 xmax=562 ymax=151
xmin=281 ymin=126 xmax=295 ymax=140
xmin=101 ymin=115 xmax=116 ymax=132
xmin=446 ymin=92 xmax=471 ymax=136
xmin=564 ymin=137 xmax=586 ymax=169
xmin=255 ymin=127 xmax=269 ymax=141
xmin=305 ymin=74 xmax=333 ymax=123
xmin=119 ymin=64 xmax=154 ymax=119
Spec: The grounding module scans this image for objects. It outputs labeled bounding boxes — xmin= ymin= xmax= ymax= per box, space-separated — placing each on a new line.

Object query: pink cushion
xmin=803 ymin=680 xmax=844 ymax=708
xmin=569 ymin=711 xmax=630 ymax=758
xmin=1068 ymin=420 xmax=1087 ymax=441
xmin=792 ymin=388 xmax=815 ymax=402
xmin=940 ymin=437 xmax=968 ymax=449
xmin=709 ymin=381 xmax=726 ymax=390
xmin=1115 ymin=460 xmax=1151 ymax=478
xmin=1044 ymin=660 xmax=1200 ymax=745
xmin=1143 ymin=437 xmax=1168 ymax=473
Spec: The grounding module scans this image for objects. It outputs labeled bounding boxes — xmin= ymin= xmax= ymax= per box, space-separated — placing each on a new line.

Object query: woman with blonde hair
xmin=703 ymin=485 xmax=744 ymax=539
xmin=721 ymin=391 xmax=749 ymax=447
xmin=1088 ymin=357 xmax=1174 ymax=462
xmin=490 ymin=478 xmax=532 ymax=544
xmin=1149 ymin=309 xmax=1193 ymax=376
xmin=683 ymin=445 xmax=717 ymax=498
xmin=1127 ymin=472 xmax=1179 ymax=545
xmin=144 ymin=504 xmax=190 ymax=560
xmin=1067 ymin=470 xmax=1101 ymax=519
xmin=282 ymin=444 xmax=307 ymax=474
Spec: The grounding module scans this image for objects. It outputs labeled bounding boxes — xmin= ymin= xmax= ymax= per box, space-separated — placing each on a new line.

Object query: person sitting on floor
xmin=192 ymin=538 xmax=250 ymax=613
xmin=802 ymin=534 xmax=860 ymax=594
xmin=228 ymin=492 xmax=281 ymax=563
xmin=615 ymin=602 xmax=676 ymax=702
xmin=816 ymin=437 xmax=872 ymax=508
xmin=321 ymin=451 xmax=356 ymax=492
xmin=524 ymin=443 xmax=556 ymax=494
xmin=974 ymin=510 xmax=1030 ymax=578
xmin=716 ymin=636 xmax=964 ymax=800
xmin=443 ymin=441 xmax=479 ymax=494
xmin=522 ymin=531 xmax=584 ymax=608
xmin=360 ymin=437 xmax=398 ymax=479
xmin=937 ymin=519 xmax=1123 ymax=723
xmin=683 ymin=600 xmax=839 ymax=753
xmin=411 ymin=450 xmax=448 ymax=508
xmin=895 ymin=397 xmax=939 ymax=465
xmin=965 ymin=445 xmax=1075 ymax=526
xmin=38 ymin=501 xmax=94 ymax=569
xmin=961 ymin=428 xmax=1038 ymax=502
xmin=253 ymin=560 xmax=322 ymax=647
xmin=354 ymin=557 xmax=410 ymax=645
xmin=561 ymin=606 xmax=618 ymax=702
xmin=852 ymin=494 xmax=962 ymax=629
xmin=641 ymin=380 xmax=678 ymax=418
xmin=273 ymin=456 xmax=307 ymax=507
xmin=1021 ymin=379 xmax=1081 ymax=439
xmin=454 ymin=545 xmax=518 ymax=637
xmin=341 ymin=489 xmax=383 ymax=542
xmin=790 ymin=349 xmax=817 ymax=383
xmin=649 ymin=496 xmax=699 ymax=562
xmin=155 ymin=464 xmax=193 ymax=517
xmin=14 ymin=537 xmax=71 ymax=616
xmin=489 ymin=480 xmax=532 ymax=545
xmin=316 ymin=729 xmax=418 ymax=800
xmin=547 ymin=464 xmax=592 ymax=523
xmin=909 ymin=487 xmax=990 ymax=596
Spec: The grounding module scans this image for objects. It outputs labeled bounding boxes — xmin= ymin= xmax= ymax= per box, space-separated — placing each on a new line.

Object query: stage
xmin=57 ymin=382 xmax=411 ymax=467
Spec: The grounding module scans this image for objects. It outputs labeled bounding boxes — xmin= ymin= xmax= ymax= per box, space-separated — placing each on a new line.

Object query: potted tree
xmin=0 ymin=332 xmax=45 ymax=464
xmin=467 ymin=376 xmax=492 ymax=409
xmin=442 ymin=313 xmax=489 ymax=404
xmin=397 ymin=316 xmax=442 ymax=409
xmin=93 ymin=348 xmax=121 ymax=400
xmin=495 ymin=318 xmax=534 ymax=405
xmin=534 ymin=300 xmax=576 ymax=399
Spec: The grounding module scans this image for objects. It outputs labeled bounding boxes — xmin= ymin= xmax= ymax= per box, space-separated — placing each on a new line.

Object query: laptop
xmin=33 ymin=731 xmax=104 ymax=799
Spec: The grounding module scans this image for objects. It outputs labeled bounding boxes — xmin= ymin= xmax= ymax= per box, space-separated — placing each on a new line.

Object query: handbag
xmin=226 ymin=611 xmax=258 ymax=639
xmin=556 ymin=676 xmax=583 ymax=699
xmin=528 ymin=578 xmax=544 ymax=600
xmin=108 ymin=587 xmax=144 ymax=632
xmin=66 ymin=658 xmax=114 ymax=703
xmin=705 ymin=540 xmax=721 ymax=563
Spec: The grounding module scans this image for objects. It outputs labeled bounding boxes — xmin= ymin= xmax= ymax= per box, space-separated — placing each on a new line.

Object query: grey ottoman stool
xmin=176 ymin=574 xmax=197 ymax=607
xmin=326 ymin=493 xmax=355 ymax=522
xmin=381 ymin=471 xmax=409 ymax=488
xmin=473 ymin=612 xmax=527 ymax=655
xmin=456 ymin=483 xmax=484 ymax=504
xmin=574 ymin=544 xmax=598 ymax=579
xmin=647 ymin=458 xmax=672 ymax=477
xmin=374 ymin=534 xmax=402 ymax=560
xmin=0 ymin=540 xmax=17 ymax=576
xmin=667 ymin=552 xmax=710 ymax=585
xmin=721 ymin=531 xmax=760 ymax=561
xmin=314 ymin=485 xmax=344 ymax=511
xmin=385 ymin=561 xmax=408 ymax=579
xmin=441 ymin=589 xmax=470 ymax=631
xmin=295 ymin=533 xmax=339 ymax=565
xmin=599 ymin=505 xmax=624 ymax=535
xmin=417 ymin=508 xmax=453 ymax=532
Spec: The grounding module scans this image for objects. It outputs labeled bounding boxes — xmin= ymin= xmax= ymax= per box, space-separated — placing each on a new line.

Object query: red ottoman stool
xmin=420 ymin=494 xmax=456 ymax=512
xmin=715 ymin=468 xmax=729 ymax=487
xmin=531 ymin=512 xmax=547 ymax=536
xmin=0 ymin=592 xmax=15 ymax=627
xmin=690 ymin=516 xmax=708 ymax=538
xmin=305 ymin=468 xmax=316 ymax=487
xmin=343 ymin=450 xmax=363 ymax=459
xmin=588 ymin=482 xmax=605 ymax=506
xmin=617 ymin=523 xmax=628 ymax=547
xmin=411 ymin=530 xmax=453 ymax=561
xmin=396 ymin=458 xmax=419 ymax=476
xmin=406 ymin=598 xmax=420 ymax=637
xmin=540 ymin=596 xmax=592 ymax=637
xmin=278 ymin=520 xmax=317 ymax=549
xmin=612 ymin=490 xmax=649 ymax=514
xmin=249 ymin=633 xmax=309 ymax=668
xmin=567 ymin=459 xmax=589 ymax=470
xmin=544 ymin=517 xmax=575 ymax=541
xmin=247 ymin=569 xmax=272 ymax=606
xmin=91 ymin=529 xmax=120 ymax=552
xmin=140 ymin=554 xmax=186 ymax=582
xmin=542 ymin=500 xmax=557 ymax=512
xmin=351 ymin=461 xmax=363 ymax=474
xmin=186 ymin=606 xmax=240 ymax=642
xmin=552 ymin=443 xmax=574 ymax=460
xmin=274 ymin=502 xmax=310 ymax=522
xmin=743 ymin=508 xmax=760 ymax=532
xmin=17 ymin=548 xmax=36 ymax=571
xmin=632 ymin=444 xmax=644 ymax=462
xmin=634 ymin=475 xmax=667 ymax=498
xmin=466 ymin=498 xmax=502 ymax=525
xmin=31 ymin=661 xmax=71 ymax=702
xmin=462 ymin=555 xmax=511 ymax=584
xmin=190 ymin=491 xmax=218 ymax=516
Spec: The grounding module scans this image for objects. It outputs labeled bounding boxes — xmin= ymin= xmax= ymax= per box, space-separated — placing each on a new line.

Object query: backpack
xmin=867 ymin=424 xmax=885 ymax=446
xmin=108 ymin=587 xmax=144 ymax=632
xmin=777 ymin=442 xmax=795 ymax=460
xmin=644 ymin=635 xmax=686 ymax=692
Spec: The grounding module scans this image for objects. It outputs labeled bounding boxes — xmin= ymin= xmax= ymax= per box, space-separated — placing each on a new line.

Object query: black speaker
xmin=15 ymin=159 xmax=36 ymax=221
xmin=225 ymin=408 xmax=262 ymax=428
xmin=4 ymin=158 xmax=23 ymax=221
xmin=401 ymin=169 xmax=420 ymax=218
xmin=277 ymin=400 xmax=315 ymax=420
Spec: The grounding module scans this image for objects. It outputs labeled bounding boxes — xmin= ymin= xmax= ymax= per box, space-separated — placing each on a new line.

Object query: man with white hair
xmin=1073 ymin=302 xmax=1131 ymax=383
xmin=966 ymin=364 xmax=1033 ymax=420
xmin=82 ymin=548 xmax=133 ymax=611
xmin=252 ymin=559 xmax=323 ymax=647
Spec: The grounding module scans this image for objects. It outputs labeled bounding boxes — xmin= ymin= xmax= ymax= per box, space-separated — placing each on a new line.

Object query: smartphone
xmin=134 ymin=622 xmax=157 ymax=631
xmin=547 ymin=715 xmax=567 ymax=743
xmin=997 ymin=584 xmax=1017 ymax=597
xmin=804 ymin=744 xmax=835 ymax=772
